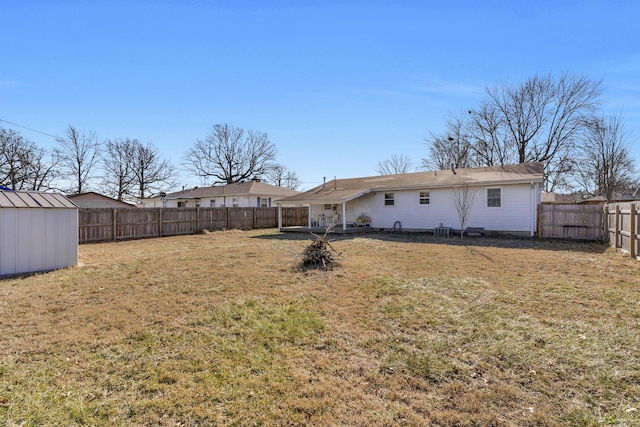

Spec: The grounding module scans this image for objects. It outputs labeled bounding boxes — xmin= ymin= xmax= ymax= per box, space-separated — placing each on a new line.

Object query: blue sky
xmin=2 ymin=0 xmax=639 ymax=190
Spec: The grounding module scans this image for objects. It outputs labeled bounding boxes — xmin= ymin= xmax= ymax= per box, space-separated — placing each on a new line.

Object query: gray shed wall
xmin=0 ymin=191 xmax=78 ymax=276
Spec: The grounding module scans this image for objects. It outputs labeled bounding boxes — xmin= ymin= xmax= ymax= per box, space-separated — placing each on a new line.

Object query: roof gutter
xmin=277 ymin=189 xmax=373 ymax=205
xmin=375 ymin=177 xmax=543 ymax=192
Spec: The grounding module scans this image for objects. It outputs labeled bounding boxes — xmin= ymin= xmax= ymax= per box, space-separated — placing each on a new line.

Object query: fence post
xmin=112 ymin=208 xmax=118 ymax=242
xmin=631 ymin=203 xmax=637 ymax=259
xmin=158 ymin=208 xmax=163 ymax=238
xmin=537 ymin=204 xmax=543 ymax=238
xmin=614 ymin=204 xmax=620 ymax=248
xmin=196 ymin=207 xmax=200 ymax=232
xmin=226 ymin=207 xmax=230 ymax=229
xmin=604 ymin=203 xmax=611 ymax=245
xmin=253 ymin=207 xmax=257 ymax=228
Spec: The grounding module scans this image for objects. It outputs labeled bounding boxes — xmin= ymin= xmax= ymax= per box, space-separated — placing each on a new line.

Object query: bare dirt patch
xmin=1 ymin=229 xmax=639 ymax=426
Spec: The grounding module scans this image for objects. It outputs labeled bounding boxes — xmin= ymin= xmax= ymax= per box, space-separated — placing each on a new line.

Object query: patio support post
xmin=342 ymin=203 xmax=346 ymax=230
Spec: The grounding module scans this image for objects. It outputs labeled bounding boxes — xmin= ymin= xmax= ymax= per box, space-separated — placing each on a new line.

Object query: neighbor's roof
xmin=160 ymin=180 xmax=300 ymax=200
xmin=542 ymin=192 xmax=606 ymax=204
xmin=278 ymin=163 xmax=544 ymax=205
xmin=67 ymin=192 xmax=135 ymax=208
xmin=0 ymin=189 xmax=78 ymax=208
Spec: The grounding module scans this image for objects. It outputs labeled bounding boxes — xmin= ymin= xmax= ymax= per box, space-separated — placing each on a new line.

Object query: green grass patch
xmin=1 ymin=299 xmax=324 ymax=426
xmin=2 ymin=231 xmax=639 ymax=425
xmin=360 ymin=275 xmax=640 ymax=424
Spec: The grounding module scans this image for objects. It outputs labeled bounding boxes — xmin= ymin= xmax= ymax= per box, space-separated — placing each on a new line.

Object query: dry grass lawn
xmin=1 ymin=229 xmax=639 ymax=426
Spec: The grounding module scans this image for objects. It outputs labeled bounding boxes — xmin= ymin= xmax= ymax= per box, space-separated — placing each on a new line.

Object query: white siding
xmin=57 ymin=209 xmax=79 ymax=270
xmin=0 ymin=208 xmax=18 ymax=274
xmin=147 ymin=196 xmax=281 ymax=208
xmin=30 ymin=209 xmax=46 ymax=272
xmin=0 ymin=207 xmax=78 ymax=276
xmin=345 ymin=183 xmax=538 ymax=234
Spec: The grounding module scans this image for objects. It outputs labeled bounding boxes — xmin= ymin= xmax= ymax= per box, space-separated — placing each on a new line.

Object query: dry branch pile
xmin=301 ymin=229 xmax=339 ymax=270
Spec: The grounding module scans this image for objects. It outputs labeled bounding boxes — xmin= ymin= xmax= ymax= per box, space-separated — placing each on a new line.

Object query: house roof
xmin=159 ymin=180 xmax=300 ymax=200
xmin=0 ymin=189 xmax=78 ymax=209
xmin=67 ymin=192 xmax=135 ymax=208
xmin=543 ymin=193 xmax=607 ymax=204
xmin=278 ymin=163 xmax=544 ymax=205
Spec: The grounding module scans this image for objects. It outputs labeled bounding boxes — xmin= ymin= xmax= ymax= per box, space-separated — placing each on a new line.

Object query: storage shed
xmin=0 ymin=189 xmax=78 ymax=276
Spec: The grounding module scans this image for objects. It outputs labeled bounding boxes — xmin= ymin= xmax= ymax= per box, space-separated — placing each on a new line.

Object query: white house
xmin=277 ymin=163 xmax=544 ymax=237
xmin=141 ymin=179 xmax=300 ymax=209
xmin=0 ymin=189 xmax=78 ymax=276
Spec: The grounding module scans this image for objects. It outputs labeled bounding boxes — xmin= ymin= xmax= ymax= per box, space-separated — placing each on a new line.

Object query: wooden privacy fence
xmin=537 ymin=204 xmax=604 ymax=241
xmin=605 ymin=202 xmax=639 ymax=260
xmin=78 ymin=206 xmax=308 ymax=243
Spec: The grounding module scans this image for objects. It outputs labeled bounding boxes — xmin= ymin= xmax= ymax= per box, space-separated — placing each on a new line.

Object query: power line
xmin=0 ymin=118 xmax=61 ymax=140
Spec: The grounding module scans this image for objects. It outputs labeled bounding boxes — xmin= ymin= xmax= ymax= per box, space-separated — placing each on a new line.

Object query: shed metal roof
xmin=0 ymin=190 xmax=78 ymax=208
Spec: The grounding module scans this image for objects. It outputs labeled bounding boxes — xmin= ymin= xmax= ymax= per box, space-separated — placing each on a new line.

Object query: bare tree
xmin=376 ymin=154 xmax=413 ymax=175
xmin=55 ymin=125 xmax=101 ymax=194
xmin=101 ymin=138 xmax=175 ymax=202
xmin=450 ymin=177 xmax=477 ymax=240
xmin=25 ymin=146 xmax=58 ymax=191
xmin=101 ymin=138 xmax=137 ymax=201
xmin=132 ymin=142 xmax=176 ymax=200
xmin=467 ymin=103 xmax=515 ymax=166
xmin=421 ymin=114 xmax=473 ymax=171
xmin=183 ymin=123 xmax=277 ymax=184
xmin=424 ymin=73 xmax=603 ymax=190
xmin=1 ymin=128 xmax=30 ymax=189
xmin=265 ymin=164 xmax=301 ymax=189
xmin=485 ymin=73 xmax=602 ymax=190
xmin=576 ymin=114 xmax=638 ymax=200
xmin=0 ymin=127 xmax=57 ymax=191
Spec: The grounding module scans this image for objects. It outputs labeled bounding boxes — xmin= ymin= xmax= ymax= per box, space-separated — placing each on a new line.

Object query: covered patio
xmin=276 ymin=182 xmax=372 ymax=234
xmin=279 ymin=223 xmax=373 ymax=234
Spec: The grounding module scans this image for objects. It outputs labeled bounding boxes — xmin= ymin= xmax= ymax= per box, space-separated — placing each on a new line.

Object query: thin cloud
xmin=357 ymin=87 xmax=415 ymax=98
xmin=410 ymin=79 xmax=484 ymax=97
xmin=602 ymin=53 xmax=640 ymax=75
xmin=607 ymin=82 xmax=640 ymax=92
xmin=0 ymin=80 xmax=30 ymax=88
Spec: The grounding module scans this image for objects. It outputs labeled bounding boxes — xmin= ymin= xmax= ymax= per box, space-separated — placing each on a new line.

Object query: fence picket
xmin=78 ymin=206 xmax=308 ymax=243
xmin=538 ymin=204 xmax=603 ymax=240
xmin=606 ymin=202 xmax=639 ymax=260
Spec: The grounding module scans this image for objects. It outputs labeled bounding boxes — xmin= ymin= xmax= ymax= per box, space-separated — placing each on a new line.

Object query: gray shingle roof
xmin=278 ymin=163 xmax=544 ymax=205
xmin=163 ymin=181 xmax=299 ymax=200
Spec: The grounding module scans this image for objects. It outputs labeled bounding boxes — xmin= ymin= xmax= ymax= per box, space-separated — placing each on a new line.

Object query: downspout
xmin=530 ymin=182 xmax=536 ymax=237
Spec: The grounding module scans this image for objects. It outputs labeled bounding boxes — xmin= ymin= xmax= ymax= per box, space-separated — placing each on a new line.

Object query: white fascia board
xmin=344 ymin=189 xmax=373 ymax=202
xmin=277 ymin=189 xmax=373 ymax=206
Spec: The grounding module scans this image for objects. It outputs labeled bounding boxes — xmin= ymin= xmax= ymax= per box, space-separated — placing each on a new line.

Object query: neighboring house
xmin=141 ymin=179 xmax=300 ymax=208
xmin=616 ymin=187 xmax=640 ymax=202
xmin=277 ymin=163 xmax=544 ymax=237
xmin=541 ymin=192 xmax=606 ymax=205
xmin=67 ymin=192 xmax=136 ymax=208
xmin=542 ymin=189 xmax=640 ymax=204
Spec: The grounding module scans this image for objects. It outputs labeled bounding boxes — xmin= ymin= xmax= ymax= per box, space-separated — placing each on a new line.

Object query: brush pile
xmin=301 ymin=229 xmax=339 ymax=270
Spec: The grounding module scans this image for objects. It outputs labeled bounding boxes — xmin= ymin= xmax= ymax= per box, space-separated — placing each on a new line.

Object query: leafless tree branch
xmin=183 ymin=123 xmax=277 ymax=184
